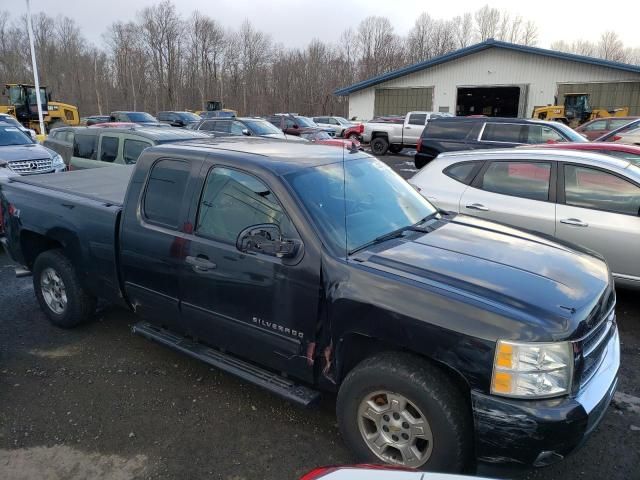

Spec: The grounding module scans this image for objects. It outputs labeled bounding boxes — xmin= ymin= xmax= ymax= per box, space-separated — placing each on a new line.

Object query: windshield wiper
xmin=348 ymin=212 xmax=441 ymax=256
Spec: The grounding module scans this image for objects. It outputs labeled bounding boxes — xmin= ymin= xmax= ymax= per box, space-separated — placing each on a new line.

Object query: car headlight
xmin=491 ymin=340 xmax=573 ymax=399
xmin=51 ymin=153 xmax=65 ymax=169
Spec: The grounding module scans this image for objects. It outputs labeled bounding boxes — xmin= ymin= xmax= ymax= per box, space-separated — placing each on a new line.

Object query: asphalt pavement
xmin=1 ymin=153 xmax=639 ymax=480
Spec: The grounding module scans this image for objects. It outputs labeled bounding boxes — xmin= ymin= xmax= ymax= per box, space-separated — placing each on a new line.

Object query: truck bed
xmin=11 ymin=165 xmax=134 ymax=206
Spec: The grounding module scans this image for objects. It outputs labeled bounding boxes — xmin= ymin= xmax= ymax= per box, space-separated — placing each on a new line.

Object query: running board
xmin=132 ymin=321 xmax=320 ymax=407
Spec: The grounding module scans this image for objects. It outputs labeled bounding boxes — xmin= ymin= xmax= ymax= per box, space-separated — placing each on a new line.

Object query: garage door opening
xmin=456 ymin=86 xmax=520 ymax=117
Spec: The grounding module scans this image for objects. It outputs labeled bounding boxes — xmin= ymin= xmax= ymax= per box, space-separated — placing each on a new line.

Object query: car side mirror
xmin=293 ymin=124 xmax=299 ymax=129
xmin=0 ymin=159 xmax=7 ymax=168
xmin=236 ymin=223 xmax=300 ymax=258
xmin=172 ymin=120 xmax=184 ymax=127
xmin=242 ymin=128 xmax=251 ymax=136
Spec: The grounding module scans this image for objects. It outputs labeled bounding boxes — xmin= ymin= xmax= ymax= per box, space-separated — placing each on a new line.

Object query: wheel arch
xmin=20 ymin=228 xmax=81 ymax=270
xmin=335 ymin=330 xmax=472 ymax=401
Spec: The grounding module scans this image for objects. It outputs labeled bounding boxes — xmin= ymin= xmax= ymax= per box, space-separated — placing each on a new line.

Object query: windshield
xmin=244 ymin=119 xmax=284 ymax=136
xmin=0 ymin=125 xmax=32 ymax=146
xmin=128 ymin=112 xmax=157 ymax=122
xmin=550 ymin=122 xmax=589 ymax=142
xmin=597 ymin=120 xmax=640 ymax=141
xmin=335 ymin=117 xmax=351 ymax=125
xmin=301 ymin=131 xmax=331 ymax=141
xmin=0 ymin=115 xmax=24 ymax=129
xmin=294 ymin=116 xmax=315 ymax=127
xmin=286 ymin=157 xmax=436 ymax=255
xmin=178 ymin=112 xmax=201 ymax=122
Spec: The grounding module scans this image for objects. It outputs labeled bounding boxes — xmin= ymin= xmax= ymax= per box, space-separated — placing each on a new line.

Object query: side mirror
xmin=0 ymin=159 xmax=7 ymax=168
xmin=28 ymin=129 xmax=37 ymax=141
xmin=172 ymin=120 xmax=185 ymax=127
xmin=235 ymin=223 xmax=300 ymax=258
xmin=242 ymin=128 xmax=251 ymax=136
xmin=293 ymin=124 xmax=299 ymax=129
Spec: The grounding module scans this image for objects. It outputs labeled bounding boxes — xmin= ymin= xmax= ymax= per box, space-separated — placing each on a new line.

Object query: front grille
xmin=578 ymin=306 xmax=615 ymax=388
xmin=8 ymin=158 xmax=53 ymax=175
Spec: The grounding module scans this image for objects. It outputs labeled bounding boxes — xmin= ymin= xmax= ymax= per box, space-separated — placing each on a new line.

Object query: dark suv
xmin=414 ymin=117 xmax=587 ymax=168
xmin=157 ymin=111 xmax=201 ymax=128
xmin=267 ymin=113 xmax=334 ymax=137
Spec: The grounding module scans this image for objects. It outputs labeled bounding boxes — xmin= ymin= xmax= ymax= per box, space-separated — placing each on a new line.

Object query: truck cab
xmin=363 ymin=111 xmax=453 ymax=155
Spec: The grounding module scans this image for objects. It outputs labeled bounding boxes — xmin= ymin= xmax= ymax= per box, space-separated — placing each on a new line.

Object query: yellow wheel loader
xmin=532 ymin=93 xmax=629 ymax=127
xmin=1 ymin=83 xmax=80 ymax=137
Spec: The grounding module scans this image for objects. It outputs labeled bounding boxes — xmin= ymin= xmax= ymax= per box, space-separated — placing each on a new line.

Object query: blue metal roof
xmin=334 ymin=38 xmax=640 ymax=96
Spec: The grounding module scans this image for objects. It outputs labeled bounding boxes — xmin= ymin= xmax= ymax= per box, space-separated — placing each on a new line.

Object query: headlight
xmin=491 ymin=340 xmax=573 ymax=399
xmin=51 ymin=153 xmax=65 ymax=169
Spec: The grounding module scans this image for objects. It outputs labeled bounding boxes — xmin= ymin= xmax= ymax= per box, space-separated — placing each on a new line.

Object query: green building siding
xmin=374 ymin=87 xmax=433 ymax=116
xmin=557 ymin=82 xmax=640 ymax=115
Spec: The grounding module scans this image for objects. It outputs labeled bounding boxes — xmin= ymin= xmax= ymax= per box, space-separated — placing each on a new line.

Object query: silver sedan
xmin=408 ymin=148 xmax=640 ymax=288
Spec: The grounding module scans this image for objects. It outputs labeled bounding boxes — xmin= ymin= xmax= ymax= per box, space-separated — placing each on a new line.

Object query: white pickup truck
xmin=362 ymin=111 xmax=453 ymax=155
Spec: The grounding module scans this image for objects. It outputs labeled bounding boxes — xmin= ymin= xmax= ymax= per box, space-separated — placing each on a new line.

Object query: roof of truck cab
xmin=148 ymin=137 xmax=370 ymax=175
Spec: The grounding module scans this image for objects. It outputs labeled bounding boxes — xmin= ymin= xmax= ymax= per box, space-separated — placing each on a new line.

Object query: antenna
xmin=342 ymin=143 xmax=348 ymax=259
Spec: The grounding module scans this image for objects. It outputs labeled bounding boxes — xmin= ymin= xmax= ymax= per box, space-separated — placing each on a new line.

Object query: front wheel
xmin=337 ymin=352 xmax=473 ymax=472
xmin=389 ymin=145 xmax=403 ymax=154
xmin=370 ymin=137 xmax=389 ymax=155
xmin=33 ymin=249 xmax=97 ymax=328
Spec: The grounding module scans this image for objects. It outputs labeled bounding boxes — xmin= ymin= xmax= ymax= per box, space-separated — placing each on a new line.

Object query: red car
xmin=343 ymin=123 xmax=364 ymax=140
xmin=526 ymin=141 xmax=640 ymax=164
xmin=574 ymin=116 xmax=639 ymax=140
xmin=301 ymin=131 xmax=363 ymax=149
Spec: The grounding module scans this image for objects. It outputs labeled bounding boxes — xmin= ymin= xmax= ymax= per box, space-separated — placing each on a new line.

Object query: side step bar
xmin=132 ymin=321 xmax=320 ymax=407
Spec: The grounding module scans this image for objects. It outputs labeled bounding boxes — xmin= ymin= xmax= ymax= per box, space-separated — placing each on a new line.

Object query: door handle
xmin=185 ymin=255 xmax=217 ymax=272
xmin=560 ymin=218 xmax=589 ymax=227
xmin=465 ymin=203 xmax=490 ymax=212
xmin=405 ymin=126 xmax=412 ymax=129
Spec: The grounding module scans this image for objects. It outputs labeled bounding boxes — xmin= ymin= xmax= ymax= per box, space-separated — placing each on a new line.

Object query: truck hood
xmin=362 ymin=215 xmax=610 ymax=336
xmin=0 ymin=143 xmax=53 ymax=162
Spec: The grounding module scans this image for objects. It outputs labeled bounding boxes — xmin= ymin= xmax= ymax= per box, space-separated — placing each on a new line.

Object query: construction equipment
xmin=532 ymin=93 xmax=630 ymax=127
xmin=195 ymin=99 xmax=237 ymax=118
xmin=0 ymin=83 xmax=80 ymax=135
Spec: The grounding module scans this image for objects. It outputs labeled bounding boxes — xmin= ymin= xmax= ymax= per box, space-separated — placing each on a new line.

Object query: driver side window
xmin=196 ymin=167 xmax=295 ymax=243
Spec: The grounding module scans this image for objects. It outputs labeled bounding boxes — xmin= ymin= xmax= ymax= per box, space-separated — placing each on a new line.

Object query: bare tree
xmin=453 ymin=13 xmax=474 ymax=49
xmin=474 ymin=5 xmax=500 ymax=41
xmin=598 ymin=31 xmax=625 ymax=62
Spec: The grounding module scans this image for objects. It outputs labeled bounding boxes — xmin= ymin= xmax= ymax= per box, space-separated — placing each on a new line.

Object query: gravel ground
xmin=1 ymin=152 xmax=639 ymax=480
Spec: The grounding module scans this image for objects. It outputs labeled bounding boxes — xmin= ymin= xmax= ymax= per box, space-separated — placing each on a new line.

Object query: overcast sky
xmin=17 ymin=0 xmax=638 ymax=50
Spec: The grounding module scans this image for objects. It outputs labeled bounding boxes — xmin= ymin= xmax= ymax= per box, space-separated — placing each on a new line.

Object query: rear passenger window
xmin=481 ymin=161 xmax=551 ymax=201
xmin=408 ymin=113 xmax=427 ymax=126
xmin=564 ymin=165 xmax=640 ymax=215
xmin=100 ymin=136 xmax=119 ymax=163
xmin=73 ymin=134 xmax=98 ymax=159
xmin=144 ymin=160 xmax=191 ymax=228
xmin=444 ymin=162 xmax=480 ymax=184
xmin=481 ymin=123 xmax=524 ymax=143
xmin=123 ymin=139 xmax=151 ymax=164
xmin=526 ymin=125 xmax=565 ymax=144
xmin=424 ymin=121 xmax=472 ymax=140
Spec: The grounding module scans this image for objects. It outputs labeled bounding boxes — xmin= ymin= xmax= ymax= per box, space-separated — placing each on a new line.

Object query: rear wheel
xmin=370 ymin=137 xmax=389 ymax=156
xmin=337 ymin=352 xmax=472 ymax=472
xmin=33 ymin=250 xmax=96 ymax=328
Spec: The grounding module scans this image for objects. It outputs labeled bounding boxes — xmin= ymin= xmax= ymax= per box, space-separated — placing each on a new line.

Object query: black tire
xmin=33 ymin=249 xmax=97 ymax=328
xmin=370 ymin=137 xmax=389 ymax=156
xmin=388 ymin=145 xmax=403 ymax=155
xmin=414 ymin=157 xmax=428 ymax=169
xmin=337 ymin=352 xmax=473 ymax=472
xmin=347 ymin=133 xmax=360 ymax=140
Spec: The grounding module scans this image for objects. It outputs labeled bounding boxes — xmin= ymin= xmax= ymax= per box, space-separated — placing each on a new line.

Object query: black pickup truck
xmin=0 ymin=138 xmax=619 ymax=472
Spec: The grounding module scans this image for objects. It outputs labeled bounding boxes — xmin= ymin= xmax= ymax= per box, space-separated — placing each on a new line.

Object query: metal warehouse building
xmin=335 ymin=39 xmax=640 ymax=120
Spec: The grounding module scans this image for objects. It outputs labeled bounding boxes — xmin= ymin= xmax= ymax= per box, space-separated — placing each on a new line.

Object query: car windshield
xmin=286 ymin=157 xmax=436 ymax=255
xmin=0 ymin=125 xmax=32 ymax=146
xmin=0 ymin=115 xmax=24 ymax=129
xmin=178 ymin=112 xmax=201 ymax=122
xmin=597 ymin=119 xmax=640 ymax=141
xmin=302 ymin=132 xmax=331 ymax=141
xmin=549 ymin=122 xmax=589 ymax=142
xmin=243 ymin=119 xmax=283 ymax=136
xmin=335 ymin=117 xmax=351 ymax=125
xmin=128 ymin=112 xmax=157 ymax=122
xmin=294 ymin=116 xmax=315 ymax=127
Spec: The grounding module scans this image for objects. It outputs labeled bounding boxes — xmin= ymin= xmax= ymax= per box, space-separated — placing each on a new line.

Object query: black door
xmin=120 ymin=158 xmax=201 ymax=334
xmin=179 ymin=164 xmax=320 ymax=381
